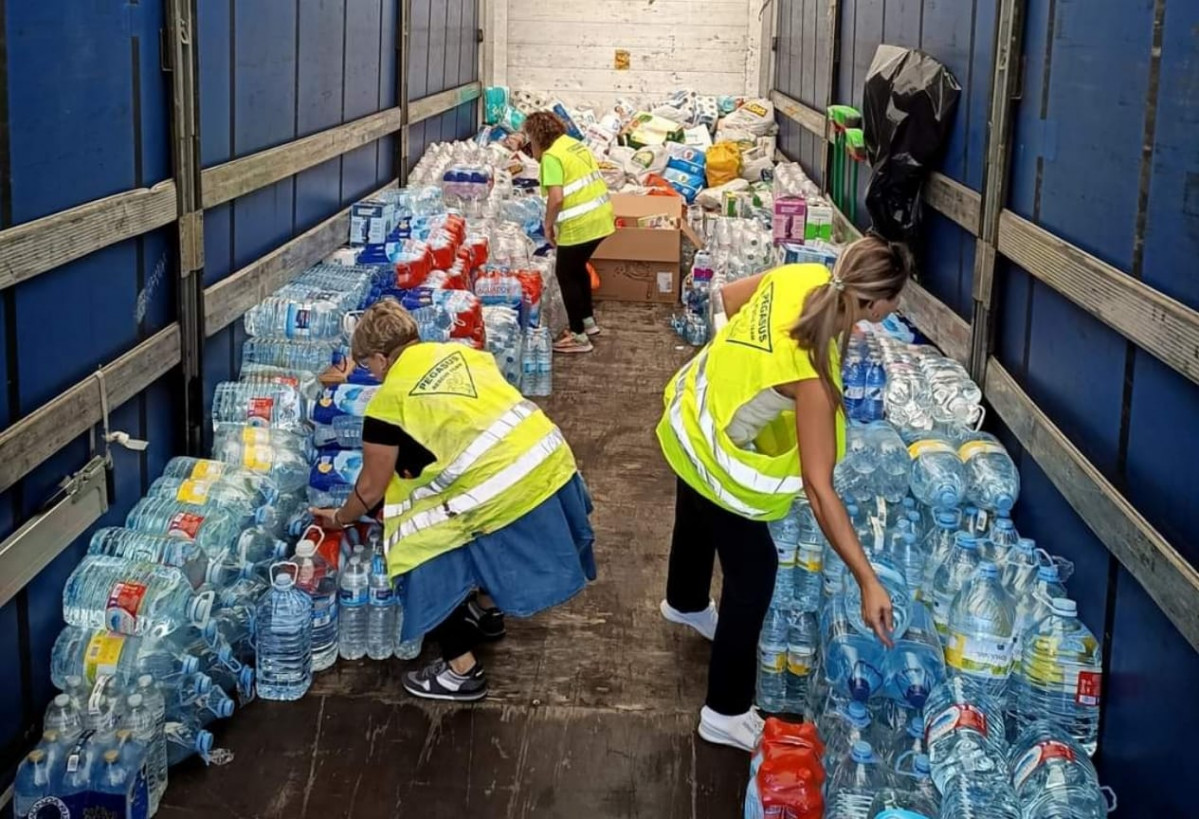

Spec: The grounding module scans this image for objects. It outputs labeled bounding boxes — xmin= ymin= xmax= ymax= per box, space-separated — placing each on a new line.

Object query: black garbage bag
xmin=862 ymin=45 xmax=961 ymax=245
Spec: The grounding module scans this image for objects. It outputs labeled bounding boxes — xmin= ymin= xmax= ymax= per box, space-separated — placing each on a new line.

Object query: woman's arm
xmin=543 ymin=186 xmax=563 ymax=246
xmin=792 ymin=379 xmax=894 ymax=645
xmin=720 ymin=273 xmax=768 ymax=319
xmin=310 ymin=441 xmax=396 ymax=527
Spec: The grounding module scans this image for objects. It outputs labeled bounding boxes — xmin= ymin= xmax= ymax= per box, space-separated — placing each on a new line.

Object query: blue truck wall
xmin=774 ymin=0 xmax=1199 ymax=812
xmin=0 ymin=0 xmax=479 ymax=790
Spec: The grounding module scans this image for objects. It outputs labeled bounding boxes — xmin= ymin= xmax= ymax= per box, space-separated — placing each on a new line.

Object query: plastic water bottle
xmin=1001 ymin=537 xmax=1039 ymax=600
xmin=863 ymin=360 xmax=886 ymax=422
xmin=339 ymin=556 xmax=369 ymax=660
xmin=786 ymin=610 xmax=818 ymax=714
xmin=124 ymin=497 xmax=240 ymax=558
xmin=14 ymin=746 xmax=60 ymax=819
xmin=292 ymin=542 xmax=339 ymax=672
xmin=163 ymin=720 xmax=214 ymax=767
xmin=87 ymin=527 xmax=231 ymax=592
xmin=210 ymin=427 xmax=311 ymax=494
xmin=888 ymin=531 xmax=925 ymax=602
xmin=394 ymin=589 xmax=423 ymax=660
xmin=939 ymin=774 xmax=1021 ymax=819
xmin=244 ymin=293 xmax=345 ymax=339
xmin=212 ymin=381 xmax=306 ymax=432
xmin=980 ymin=516 xmax=1019 ymax=566
xmin=135 ymin=675 xmax=168 ymax=812
xmin=959 ymin=433 xmax=1020 ymax=513
xmin=1012 ymin=598 xmax=1101 ymax=754
xmin=945 ymin=561 xmax=1016 ymax=700
xmin=50 ymin=625 xmax=202 ymax=692
xmin=366 ymin=539 xmax=397 ymax=661
xmin=907 ymin=437 xmax=965 ymax=509
xmin=243 ymin=337 xmax=338 ymax=373
xmin=822 ymin=596 xmax=886 ymax=702
xmin=255 ymin=568 xmax=313 ymax=701
xmin=919 ymin=509 xmax=959 ymax=602
xmin=160 ymin=455 xmax=280 ymax=505
xmin=1010 ymin=564 xmax=1068 ymax=661
xmin=923 ymin=676 xmax=1009 ymax=793
xmin=1008 ymin=721 xmax=1106 ymax=816
xmin=843 ymin=354 xmax=865 ymax=418
xmin=756 ymin=637 xmax=789 ymax=713
xmin=122 ymin=693 xmax=162 ymax=813
xmin=884 ymin=602 xmax=945 ymax=711
xmin=882 ymin=715 xmax=928 ymax=770
xmin=793 ymin=510 xmax=824 ymax=613
xmin=931 ymin=533 xmax=981 ymax=639
xmin=844 ymin=553 xmax=911 ymax=641
xmin=63 ymin=557 xmax=214 ymax=638
xmin=823 ymin=701 xmax=888 ymax=771
xmin=826 ymin=740 xmax=889 ymax=819
xmin=868 ymin=754 xmax=939 ymax=818
xmin=104 ymin=735 xmax=149 ymax=817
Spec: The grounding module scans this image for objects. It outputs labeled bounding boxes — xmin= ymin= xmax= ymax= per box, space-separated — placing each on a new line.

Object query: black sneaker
xmin=402 ymin=659 xmax=487 ymax=702
xmin=464 ymin=596 xmax=506 ymax=640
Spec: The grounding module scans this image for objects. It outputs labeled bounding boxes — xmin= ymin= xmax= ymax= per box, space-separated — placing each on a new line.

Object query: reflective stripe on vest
xmin=557 ymin=192 xmax=611 ymax=225
xmin=562 ymin=170 xmax=602 ymax=197
xmin=385 ymin=426 xmax=568 ymax=550
xmin=667 ymin=352 xmax=803 ymax=511
xmin=382 ymin=399 xmax=539 ymax=518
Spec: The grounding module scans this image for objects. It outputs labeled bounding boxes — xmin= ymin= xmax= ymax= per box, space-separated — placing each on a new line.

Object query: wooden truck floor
xmin=160 ymin=302 xmax=750 ymax=818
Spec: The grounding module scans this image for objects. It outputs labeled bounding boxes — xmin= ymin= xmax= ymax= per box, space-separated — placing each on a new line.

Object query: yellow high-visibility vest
xmin=656 ymin=264 xmax=846 ymax=520
xmin=542 ymin=135 xmax=615 ymax=247
xmin=367 ymin=343 xmax=577 ymax=575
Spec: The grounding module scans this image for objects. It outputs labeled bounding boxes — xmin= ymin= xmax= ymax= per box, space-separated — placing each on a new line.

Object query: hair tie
xmin=830 ymin=274 xmax=846 ymax=292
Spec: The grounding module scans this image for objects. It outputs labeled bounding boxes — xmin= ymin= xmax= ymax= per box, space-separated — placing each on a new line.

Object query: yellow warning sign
xmin=409 ymin=351 xmax=479 ymax=398
xmin=727 ymin=280 xmax=774 ymax=352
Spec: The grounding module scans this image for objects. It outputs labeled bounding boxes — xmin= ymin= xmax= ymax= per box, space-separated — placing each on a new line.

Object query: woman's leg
xmin=554 ymin=242 xmax=590 ymax=336
xmin=664 ymin=478 xmax=718 ymax=614
xmin=573 ymin=237 xmax=604 ymax=330
xmin=402 ymin=601 xmax=488 ymax=701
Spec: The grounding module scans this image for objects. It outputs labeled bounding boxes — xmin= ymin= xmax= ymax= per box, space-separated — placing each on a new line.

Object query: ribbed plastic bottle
xmin=122 ymin=693 xmax=163 ymax=815
xmin=945 ymin=561 xmax=1017 ymax=701
xmin=868 ymin=755 xmax=939 ymax=818
xmin=844 ymin=552 xmax=911 ymax=641
xmin=210 ymin=425 xmax=311 ymax=494
xmin=883 ymin=601 xmax=945 ymax=711
xmin=907 ymin=436 xmax=966 ymax=509
xmin=920 ymin=509 xmax=960 ymax=602
xmin=822 ymin=595 xmax=886 ymax=702
xmin=212 ymin=381 xmax=307 ymax=433
xmin=135 ymin=675 xmax=168 ymax=813
xmin=163 ymin=720 xmax=214 ymax=767
xmin=822 ymin=701 xmax=889 ymax=772
xmin=124 ymin=497 xmax=240 ymax=557
xmin=923 ymin=676 xmax=1009 ymax=793
xmin=242 ymin=337 xmax=339 ymax=373
xmin=366 ymin=536 xmax=397 ymax=661
xmin=293 ymin=541 xmax=339 ymax=672
xmin=959 ymin=432 xmax=1020 ymax=514
xmin=1009 ymin=721 xmax=1107 ymax=818
xmin=826 ymin=740 xmax=890 ymax=819
xmin=44 ymin=692 xmax=83 ymax=743
xmin=62 ymin=557 xmax=214 ymax=638
xmin=255 ymin=569 xmax=313 ymax=701
xmin=938 ymin=774 xmax=1021 ymax=819
xmin=50 ymin=625 xmax=202 ymax=692
xmin=338 ymin=556 xmax=369 ymax=660
xmin=931 ymin=533 xmax=981 ymax=640
xmin=1010 ymin=564 xmax=1068 ymax=663
xmin=243 ymin=293 xmax=345 ymax=339
xmin=979 ymin=516 xmax=1019 ymax=566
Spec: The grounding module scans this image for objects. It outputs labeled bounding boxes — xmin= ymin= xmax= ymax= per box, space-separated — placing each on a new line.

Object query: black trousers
xmin=665 ymin=477 xmax=778 ymax=715
xmin=430 ymin=602 xmax=477 ymax=663
xmin=555 ymin=237 xmax=604 ymax=334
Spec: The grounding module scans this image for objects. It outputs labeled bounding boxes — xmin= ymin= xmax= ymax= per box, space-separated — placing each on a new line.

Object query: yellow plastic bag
xmin=705 ymin=142 xmax=742 ymax=188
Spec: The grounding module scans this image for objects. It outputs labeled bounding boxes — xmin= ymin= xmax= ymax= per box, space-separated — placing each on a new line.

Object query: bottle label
xmin=797 ymin=545 xmax=823 ymax=573
xmin=242 ymin=426 xmax=270 ymax=445
xmin=247 ymin=397 xmax=275 ymax=423
xmin=340 ymin=587 xmax=368 ymax=608
xmin=243 ymin=444 xmax=273 ymax=472
xmin=312 ymin=594 xmax=337 ymax=629
xmin=925 ymin=704 xmax=988 ymax=745
xmin=1012 ymin=740 xmax=1077 ymax=791
xmin=932 ymin=592 xmax=952 ymax=630
xmin=908 ymin=439 xmax=956 ymax=458
xmin=190 ymin=460 xmax=225 ymax=481
xmin=786 ymin=645 xmax=815 ymax=676
xmin=167 ymin=511 xmax=204 ymax=540
xmin=369 ymin=587 xmax=394 ymax=606
xmin=758 ymin=645 xmax=787 ymax=673
xmin=84 ymin=632 xmax=127 ymax=680
xmin=958 ymin=440 xmax=1006 ymax=461
xmin=288 ymin=305 xmax=313 ymax=337
xmin=105 ymin=582 xmax=148 ymax=633
xmin=175 ymin=479 xmax=212 ymax=505
xmin=945 ymin=631 xmax=1012 ymax=678
xmin=1076 ymin=669 xmax=1102 ymax=706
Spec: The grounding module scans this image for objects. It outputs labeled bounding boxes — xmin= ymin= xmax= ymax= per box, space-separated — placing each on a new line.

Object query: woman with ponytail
xmin=655 ymin=235 xmax=913 ymax=751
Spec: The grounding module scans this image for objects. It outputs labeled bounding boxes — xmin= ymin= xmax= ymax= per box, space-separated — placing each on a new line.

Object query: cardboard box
xmin=773 ymin=197 xmax=807 ymax=244
xmin=593 ymin=194 xmax=685 ymax=304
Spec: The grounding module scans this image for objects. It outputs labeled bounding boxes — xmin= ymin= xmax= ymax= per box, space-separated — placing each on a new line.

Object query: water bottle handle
xmin=1101 ymin=786 xmax=1118 ymax=814
xmin=970 ymin=404 xmax=987 ymax=431
xmin=893 ymin=750 xmax=917 ymax=779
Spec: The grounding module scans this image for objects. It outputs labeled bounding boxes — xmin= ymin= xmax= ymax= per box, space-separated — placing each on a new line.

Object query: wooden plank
xmin=985 ymin=360 xmax=1199 ymax=653
xmin=201 ymin=108 xmax=404 ymax=209
xmin=408 ymin=81 xmax=482 ymax=125
xmin=507 ymin=0 xmax=749 ymax=28
xmin=770 ymin=89 xmax=827 ymax=139
xmin=0 ymin=326 xmax=182 ymax=495
xmin=507 ymin=43 xmax=747 ymax=75
xmin=0 ymin=182 xmax=177 ymax=290
xmin=901 ymin=282 xmax=972 ymax=364
xmin=997 ymin=209 xmax=1199 ymax=387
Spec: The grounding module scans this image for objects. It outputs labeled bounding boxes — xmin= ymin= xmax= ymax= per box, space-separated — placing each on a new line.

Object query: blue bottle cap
xmin=181 ymin=654 xmax=200 ymax=676
xmin=995 ymin=517 xmax=1014 ymax=530
xmin=994 ymin=494 xmax=1016 ymax=514
xmin=846 ymin=701 xmax=871 ymax=726
xmin=936 ymin=490 xmax=959 ymax=508
xmin=913 ymin=753 xmax=931 ymax=775
xmin=977 ymin=561 xmax=999 ymax=579
xmin=935 ymin=509 xmax=959 ymax=526
xmin=197 ymin=730 xmax=214 ymax=755
xmin=954 ymin=533 xmax=978 ymax=550
xmin=1037 ymin=564 xmax=1061 ymax=583
xmin=850 ymin=740 xmax=874 ymax=763
xmin=907 ymin=716 xmax=924 ymax=738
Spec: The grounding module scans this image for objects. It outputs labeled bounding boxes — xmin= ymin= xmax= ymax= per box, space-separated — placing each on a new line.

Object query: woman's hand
xmin=309 ymin=507 xmax=344 ymax=530
xmin=859 ymin=577 xmax=895 ymax=647
xmin=543 ymin=221 xmax=556 ymax=247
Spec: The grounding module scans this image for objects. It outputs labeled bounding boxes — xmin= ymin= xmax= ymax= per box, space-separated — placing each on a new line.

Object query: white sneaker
xmin=660 ymin=599 xmax=718 ymax=641
xmin=697 ymin=706 xmax=765 ymax=753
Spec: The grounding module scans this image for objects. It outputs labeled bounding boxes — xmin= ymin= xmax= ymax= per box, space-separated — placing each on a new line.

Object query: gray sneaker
xmin=402 ymin=659 xmax=487 ymax=702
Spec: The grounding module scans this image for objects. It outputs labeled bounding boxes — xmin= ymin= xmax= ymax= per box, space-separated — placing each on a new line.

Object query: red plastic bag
xmin=759 ymin=718 xmax=825 ymax=759
xmin=756 ymin=750 xmax=824 ymax=819
xmin=587 ymin=262 xmax=600 ymax=291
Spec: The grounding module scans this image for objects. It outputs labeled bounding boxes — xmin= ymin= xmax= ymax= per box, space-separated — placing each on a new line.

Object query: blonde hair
xmin=523 ymin=111 xmax=567 ymax=153
xmin=790 ymin=235 xmax=914 ymax=404
xmin=350 ymin=298 xmax=419 ymax=362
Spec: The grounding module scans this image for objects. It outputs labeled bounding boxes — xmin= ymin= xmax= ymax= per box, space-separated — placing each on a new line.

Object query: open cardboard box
xmin=592 ymin=193 xmax=703 ymax=304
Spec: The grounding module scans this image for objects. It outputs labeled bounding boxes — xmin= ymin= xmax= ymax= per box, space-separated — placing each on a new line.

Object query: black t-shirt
xmin=361 ymin=416 xmax=437 ymax=479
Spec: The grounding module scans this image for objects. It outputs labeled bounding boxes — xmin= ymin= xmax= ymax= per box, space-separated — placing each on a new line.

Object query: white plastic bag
xmin=719 ymin=99 xmax=776 ymax=136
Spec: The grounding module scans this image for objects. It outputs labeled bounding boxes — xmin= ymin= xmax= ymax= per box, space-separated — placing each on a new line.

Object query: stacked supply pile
xmin=743 ymin=719 xmax=825 ymax=818
xmin=746 ymin=320 xmax=1111 ymax=818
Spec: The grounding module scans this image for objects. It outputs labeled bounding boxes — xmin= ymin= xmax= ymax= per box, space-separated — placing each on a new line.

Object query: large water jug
xmin=919 ymin=509 xmax=959 ymax=601
xmin=884 ymin=602 xmax=945 ymax=711
xmin=822 ymin=596 xmax=886 ymax=702
xmin=826 ymin=741 xmax=890 ymax=819
xmin=958 ymin=433 xmax=1019 ymax=514
xmin=938 ymin=774 xmax=1021 ymax=819
xmin=823 ymin=701 xmax=889 ymax=771
xmin=244 ymin=292 xmax=345 ymax=339
xmin=882 ymin=715 xmax=928 ymax=772
xmin=87 ymin=527 xmax=218 ymax=591
xmin=292 ymin=542 xmax=339 ymax=672
xmin=907 ymin=437 xmax=965 ymax=509
xmin=844 ymin=554 xmax=911 ymax=642
xmin=757 ymin=637 xmax=789 ymax=713
xmin=979 ymin=516 xmax=1019 ymax=566
xmin=51 ymin=625 xmax=202 ymax=692
xmin=1010 ymin=564 xmax=1068 ymax=661
xmin=1002 ymin=536 xmax=1040 ymax=599
xmin=255 ymin=567 xmax=313 ymax=701
xmin=124 ymin=497 xmax=240 ymax=557
xmin=1012 ymin=599 xmax=1101 ymax=754
xmin=931 ymin=533 xmax=981 ymax=639
xmin=242 ymin=337 xmax=338 ymax=373
xmin=211 ymin=428 xmax=311 ymax=495
xmin=868 ymin=755 xmax=939 ymax=818
xmin=163 ymin=720 xmax=214 ymax=767
xmin=923 ymin=677 xmax=1009 ymax=793
xmin=63 ymin=558 xmax=213 ymax=638
xmin=212 ymin=381 xmax=306 ymax=432
xmin=147 ymin=475 xmax=257 ymax=524
xmin=945 ymin=562 xmax=1016 ymax=700
xmin=888 ymin=532 xmax=925 ymax=603
xmin=339 ymin=556 xmax=370 ymax=660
